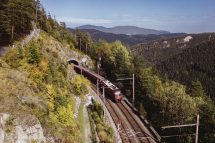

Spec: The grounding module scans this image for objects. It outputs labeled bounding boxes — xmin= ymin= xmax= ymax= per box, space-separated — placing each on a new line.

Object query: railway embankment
xmin=87 ymin=86 xmax=122 ymax=143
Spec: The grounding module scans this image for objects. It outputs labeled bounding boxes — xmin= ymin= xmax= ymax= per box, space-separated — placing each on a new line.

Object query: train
xmin=73 ymin=65 xmax=123 ymax=102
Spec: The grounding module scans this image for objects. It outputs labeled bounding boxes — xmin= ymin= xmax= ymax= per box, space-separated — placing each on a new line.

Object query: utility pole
xmin=117 ymin=123 xmax=120 ymax=143
xmin=11 ymin=25 xmax=14 ymax=42
xmin=101 ymin=86 xmax=107 ymax=123
xmin=74 ymin=32 xmax=77 ymax=43
xmin=96 ymin=62 xmax=99 ymax=95
xmin=85 ymin=43 xmax=88 ymax=55
xmin=35 ymin=0 xmax=38 ymax=26
xmin=102 ymin=86 xmax=105 ymax=103
xmin=132 ymin=73 xmax=135 ymax=106
xmin=80 ymin=62 xmax=82 ymax=75
xmin=161 ymin=114 xmax=200 ymax=143
xmin=97 ymin=57 xmax=101 ymax=95
xmin=195 ymin=114 xmax=199 ymax=143
xmin=79 ymin=39 xmax=82 ymax=51
xmin=117 ymin=73 xmax=135 ymax=105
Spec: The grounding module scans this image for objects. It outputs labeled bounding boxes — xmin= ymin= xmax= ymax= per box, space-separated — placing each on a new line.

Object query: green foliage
xmin=0 ymin=0 xmax=87 ymax=141
xmin=88 ymin=100 xmax=114 ymax=143
xmin=90 ymin=40 xmax=133 ymax=80
xmin=5 ymin=116 xmax=14 ymax=126
xmin=91 ymin=99 xmax=103 ymax=118
xmin=87 ymin=107 xmax=97 ymax=143
xmin=36 ymin=1 xmax=48 ymax=31
xmin=1 ymin=32 xmax=84 ymax=142
xmin=132 ymin=57 xmax=215 ymax=143
xmin=28 ymin=43 xmax=41 ymax=64
xmin=193 ymin=95 xmax=215 ymax=143
xmin=0 ymin=0 xmax=36 ymax=45
xmin=157 ymin=40 xmax=215 ymax=99
xmin=71 ymin=75 xmax=90 ymax=98
xmin=0 ymin=0 xmax=76 ymax=47
xmin=75 ymin=30 xmax=94 ymax=52
xmin=4 ymin=47 xmax=22 ymax=68
xmin=54 ymin=96 xmax=69 ymax=108
xmin=43 ymin=14 xmax=76 ymax=46
xmin=77 ymin=30 xmax=215 ymax=143
xmin=190 ymin=80 xmax=205 ymax=97
xmin=137 ymin=67 xmax=197 ymax=126
xmin=85 ymin=35 xmax=215 ymax=142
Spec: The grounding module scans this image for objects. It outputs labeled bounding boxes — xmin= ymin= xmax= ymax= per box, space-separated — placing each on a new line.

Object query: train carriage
xmin=73 ymin=65 xmax=123 ymax=102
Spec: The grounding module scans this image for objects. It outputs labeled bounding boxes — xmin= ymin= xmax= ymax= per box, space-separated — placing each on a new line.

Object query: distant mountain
xmin=76 ymin=25 xmax=170 ymax=35
xmin=69 ymin=28 xmax=184 ymax=46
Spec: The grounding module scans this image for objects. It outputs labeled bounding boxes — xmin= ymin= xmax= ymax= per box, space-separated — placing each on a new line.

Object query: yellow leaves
xmin=56 ymin=105 xmax=74 ymax=126
xmin=72 ymin=75 xmax=90 ymax=86
xmin=29 ymin=65 xmax=43 ymax=83
xmin=4 ymin=48 xmax=20 ymax=68
xmin=71 ymin=75 xmax=90 ymax=98
xmin=46 ymin=84 xmax=56 ymax=111
xmin=46 ymin=84 xmax=55 ymax=96
xmin=40 ymin=58 xmax=49 ymax=72
xmin=48 ymin=112 xmax=58 ymax=124
xmin=47 ymin=98 xmax=55 ymax=111
xmin=45 ymin=82 xmax=75 ymax=125
xmin=48 ymin=99 xmax=74 ymax=126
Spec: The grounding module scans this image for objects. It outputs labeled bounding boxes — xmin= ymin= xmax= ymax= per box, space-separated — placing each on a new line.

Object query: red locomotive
xmin=73 ymin=65 xmax=123 ymax=102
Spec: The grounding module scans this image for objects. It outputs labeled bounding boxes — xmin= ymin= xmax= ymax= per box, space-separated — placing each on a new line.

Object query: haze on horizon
xmin=40 ymin=0 xmax=215 ymax=33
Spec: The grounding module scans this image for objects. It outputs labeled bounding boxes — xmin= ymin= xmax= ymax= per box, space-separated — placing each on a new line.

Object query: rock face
xmin=183 ymin=36 xmax=193 ymax=42
xmin=0 ymin=113 xmax=46 ymax=143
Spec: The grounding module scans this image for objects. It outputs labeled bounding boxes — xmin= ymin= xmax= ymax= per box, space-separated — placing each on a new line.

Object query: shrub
xmin=28 ymin=43 xmax=41 ymax=65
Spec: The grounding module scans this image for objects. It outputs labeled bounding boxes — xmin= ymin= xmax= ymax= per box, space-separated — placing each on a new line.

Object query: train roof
xmin=74 ymin=65 xmax=120 ymax=91
xmin=74 ymin=65 xmax=105 ymax=80
xmin=103 ymin=80 xmax=119 ymax=90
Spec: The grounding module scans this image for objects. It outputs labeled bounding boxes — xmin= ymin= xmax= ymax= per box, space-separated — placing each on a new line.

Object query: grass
xmin=87 ymin=100 xmax=114 ymax=143
xmin=87 ymin=107 xmax=97 ymax=143
xmin=78 ymin=102 xmax=86 ymax=143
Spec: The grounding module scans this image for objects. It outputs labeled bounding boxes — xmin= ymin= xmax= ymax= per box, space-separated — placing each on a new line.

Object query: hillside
xmin=132 ymin=33 xmax=215 ymax=66
xmin=0 ymin=30 xmax=94 ymax=142
xmin=69 ymin=28 xmax=184 ymax=46
xmin=156 ymin=39 xmax=215 ymax=99
xmin=131 ymin=32 xmax=215 ymax=99
xmin=77 ymin=25 xmax=170 ymax=35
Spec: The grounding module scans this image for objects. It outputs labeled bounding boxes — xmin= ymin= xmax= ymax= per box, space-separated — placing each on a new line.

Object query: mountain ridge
xmin=76 ymin=25 xmax=170 ymax=35
xmin=132 ymin=33 xmax=215 ymax=99
xmin=69 ymin=28 xmax=184 ymax=46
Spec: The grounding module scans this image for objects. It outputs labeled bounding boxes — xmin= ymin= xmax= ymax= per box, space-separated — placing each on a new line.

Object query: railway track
xmin=71 ymin=64 xmax=160 ymax=143
xmin=91 ymin=86 xmax=131 ymax=142
xmin=105 ymin=99 xmax=134 ymax=143
xmin=117 ymin=100 xmax=155 ymax=143
xmin=91 ymin=86 xmax=157 ymax=143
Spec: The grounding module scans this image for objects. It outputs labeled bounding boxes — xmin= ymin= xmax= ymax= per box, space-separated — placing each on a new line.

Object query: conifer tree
xmin=0 ymin=0 xmax=35 ymax=44
xmin=190 ymin=80 xmax=205 ymax=97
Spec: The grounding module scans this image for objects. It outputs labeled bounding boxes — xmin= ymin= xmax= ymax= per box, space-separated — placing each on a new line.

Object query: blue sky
xmin=40 ymin=0 xmax=215 ymax=33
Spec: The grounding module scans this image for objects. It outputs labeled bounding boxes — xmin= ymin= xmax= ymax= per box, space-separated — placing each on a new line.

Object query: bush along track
xmin=87 ymin=99 xmax=114 ymax=143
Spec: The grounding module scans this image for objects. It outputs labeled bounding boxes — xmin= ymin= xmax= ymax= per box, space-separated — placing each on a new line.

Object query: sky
xmin=40 ymin=0 xmax=215 ymax=33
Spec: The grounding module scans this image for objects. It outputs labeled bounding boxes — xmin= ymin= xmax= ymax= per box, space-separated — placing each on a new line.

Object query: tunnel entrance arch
xmin=67 ymin=58 xmax=79 ymax=65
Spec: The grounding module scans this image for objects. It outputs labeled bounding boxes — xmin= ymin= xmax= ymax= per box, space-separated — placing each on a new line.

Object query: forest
xmin=157 ymin=40 xmax=215 ymax=100
xmin=76 ymin=31 xmax=215 ymax=143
